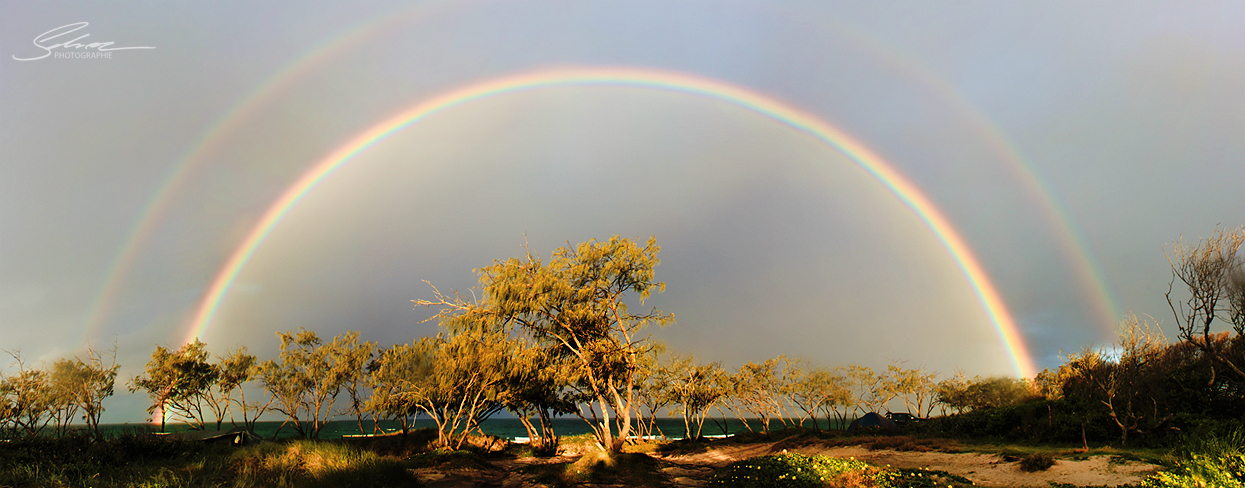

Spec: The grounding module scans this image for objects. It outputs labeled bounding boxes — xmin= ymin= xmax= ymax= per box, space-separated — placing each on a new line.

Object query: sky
xmin=3 ymin=1 xmax=1244 ymax=423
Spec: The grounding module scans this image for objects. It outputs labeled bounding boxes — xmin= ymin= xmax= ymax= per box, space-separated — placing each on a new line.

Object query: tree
xmin=255 ymin=329 xmax=363 ymax=439
xmin=665 ymin=354 xmax=726 ymax=440
xmin=0 ymin=352 xmax=54 ymax=439
xmin=366 ymin=331 xmax=512 ymax=449
xmin=935 ymin=370 xmax=971 ymax=415
xmin=632 ymin=346 xmax=673 ymax=441
xmin=1166 ymin=226 xmax=1245 ymax=384
xmin=964 ymin=376 xmax=1038 ymax=411
xmin=502 ymin=340 xmax=576 ymax=454
xmin=333 ymin=335 xmax=376 ymax=435
xmin=1060 ymin=314 xmax=1184 ymax=446
xmin=53 ymin=344 xmax=119 ymax=441
xmin=131 ymin=339 xmax=219 ymax=431
xmin=845 ymin=365 xmax=889 ymax=415
xmin=784 ymin=360 xmax=848 ymax=431
xmin=886 ymin=363 xmax=938 ymax=417
xmin=935 ymin=373 xmax=1035 ymax=414
xmin=730 ymin=357 xmax=786 ymax=434
xmin=416 ymin=235 xmax=673 ymax=453
xmin=812 ymin=369 xmax=853 ymax=430
xmin=365 ymin=342 xmax=431 ymax=435
xmin=216 ymin=347 xmax=270 ymax=432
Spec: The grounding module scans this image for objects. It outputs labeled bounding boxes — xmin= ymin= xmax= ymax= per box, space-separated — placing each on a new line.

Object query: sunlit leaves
xmin=415 ymin=235 xmax=672 ymax=452
xmin=255 ymin=329 xmax=374 ymax=439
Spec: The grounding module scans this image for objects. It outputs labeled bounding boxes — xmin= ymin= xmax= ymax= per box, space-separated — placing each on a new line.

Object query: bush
xmin=1018 ymin=452 xmax=1056 ymax=472
xmin=708 ymin=453 xmax=868 ymax=487
xmin=1141 ymin=429 xmax=1245 ymax=488
xmin=708 ymin=453 xmax=975 ymax=488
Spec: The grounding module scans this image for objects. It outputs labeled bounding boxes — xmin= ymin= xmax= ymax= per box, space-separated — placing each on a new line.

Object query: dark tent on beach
xmin=848 ymin=412 xmax=898 ymax=433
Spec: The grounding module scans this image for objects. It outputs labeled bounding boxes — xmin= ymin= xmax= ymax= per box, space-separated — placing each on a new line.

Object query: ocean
xmin=98 ymin=416 xmax=850 ymax=441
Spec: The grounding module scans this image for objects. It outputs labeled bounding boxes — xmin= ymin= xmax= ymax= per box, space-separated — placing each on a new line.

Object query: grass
xmin=0 ymin=433 xmax=422 ymax=488
xmin=0 ymin=425 xmax=1217 ymax=488
xmin=1138 ymin=428 xmax=1245 ymax=488
xmin=706 ymin=452 xmax=975 ymax=488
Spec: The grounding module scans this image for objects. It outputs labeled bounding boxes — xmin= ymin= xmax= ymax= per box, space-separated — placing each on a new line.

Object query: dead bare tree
xmin=1166 ymin=226 xmax=1245 ymax=383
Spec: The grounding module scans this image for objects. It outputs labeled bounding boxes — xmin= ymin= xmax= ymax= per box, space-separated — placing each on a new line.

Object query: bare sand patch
xmin=659 ymin=440 xmax=1162 ymax=487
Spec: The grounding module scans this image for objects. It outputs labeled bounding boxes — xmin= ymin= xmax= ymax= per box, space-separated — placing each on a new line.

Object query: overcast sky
xmin=4 ymin=1 xmax=1244 ymax=423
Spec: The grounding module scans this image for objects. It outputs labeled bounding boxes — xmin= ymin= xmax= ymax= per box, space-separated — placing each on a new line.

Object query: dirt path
xmin=658 ymin=440 xmax=1163 ymax=488
xmin=409 ymin=439 xmax=1162 ymax=487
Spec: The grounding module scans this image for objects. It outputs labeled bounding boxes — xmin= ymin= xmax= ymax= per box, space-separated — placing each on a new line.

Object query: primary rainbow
xmin=184 ymin=66 xmax=1039 ymax=379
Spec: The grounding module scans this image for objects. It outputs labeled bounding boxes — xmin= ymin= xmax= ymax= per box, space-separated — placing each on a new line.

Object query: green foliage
xmin=942 ymin=376 xmax=1039 ymax=412
xmin=730 ymin=357 xmax=786 ymax=434
xmin=666 ymin=354 xmax=727 ymax=439
xmin=0 ymin=353 xmax=56 ymax=439
xmin=1141 ymin=429 xmax=1245 ymax=488
xmin=417 ymin=235 xmax=673 ymax=453
xmin=2 ymin=346 xmax=118 ymax=441
xmin=131 ymin=339 xmax=220 ymax=430
xmin=0 ymin=434 xmax=421 ymax=488
xmin=875 ymin=467 xmax=975 ymax=488
xmin=256 ymin=329 xmax=374 ymax=439
xmin=707 ymin=452 xmax=975 ymax=488
xmin=708 ymin=453 xmax=869 ymax=487
xmin=917 ymin=397 xmax=1118 ymax=444
xmin=367 ymin=330 xmax=511 ymax=449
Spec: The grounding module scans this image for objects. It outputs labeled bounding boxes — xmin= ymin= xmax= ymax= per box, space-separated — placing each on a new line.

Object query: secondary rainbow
xmin=184 ymin=66 xmax=1040 ymax=378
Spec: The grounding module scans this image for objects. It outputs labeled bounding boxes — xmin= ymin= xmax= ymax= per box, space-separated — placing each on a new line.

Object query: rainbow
xmin=182 ymin=66 xmax=1039 ymax=378
xmin=801 ymin=19 xmax=1122 ymax=334
xmin=78 ymin=0 xmax=465 ymax=346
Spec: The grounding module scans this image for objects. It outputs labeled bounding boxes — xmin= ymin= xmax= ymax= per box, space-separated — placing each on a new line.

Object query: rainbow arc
xmin=182 ymin=66 xmax=1039 ymax=379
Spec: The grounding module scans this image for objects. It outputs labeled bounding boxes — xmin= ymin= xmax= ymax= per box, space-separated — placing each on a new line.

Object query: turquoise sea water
xmin=98 ymin=416 xmax=850 ymax=441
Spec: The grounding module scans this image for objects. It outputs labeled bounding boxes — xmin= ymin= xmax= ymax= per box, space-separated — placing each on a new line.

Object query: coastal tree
xmin=416 ymin=235 xmax=673 ymax=453
xmin=0 ymin=352 xmax=54 ymax=438
xmin=364 ymin=342 xmax=430 ymax=434
xmin=334 ymin=335 xmax=376 ymax=435
xmin=366 ymin=331 xmax=512 ymax=449
xmin=887 ymin=363 xmax=939 ymax=417
xmin=814 ymin=369 xmax=854 ymax=430
xmin=784 ymin=360 xmax=848 ymax=430
xmin=52 ymin=345 xmax=119 ymax=441
xmin=216 ymin=347 xmax=271 ymax=432
xmin=632 ymin=346 xmax=673 ymax=441
xmin=503 ymin=340 xmax=576 ymax=454
xmin=1166 ymin=226 xmax=1245 ymax=385
xmin=935 ymin=371 xmax=971 ymax=415
xmin=845 ymin=365 xmax=887 ymax=415
xmin=731 ymin=357 xmax=786 ymax=433
xmin=666 ymin=354 xmax=726 ymax=440
xmin=962 ymin=376 xmax=1037 ymax=411
xmin=130 ymin=339 xmax=218 ymax=431
xmin=255 ymin=329 xmax=365 ymax=439
xmin=47 ymin=359 xmax=83 ymax=436
xmin=1060 ymin=314 xmax=1186 ymax=446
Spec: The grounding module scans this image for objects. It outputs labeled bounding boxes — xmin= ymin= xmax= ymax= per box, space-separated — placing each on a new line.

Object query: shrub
xmin=1018 ymin=452 xmax=1056 ymax=472
xmin=708 ymin=453 xmax=868 ymax=487
xmin=1141 ymin=429 xmax=1245 ymax=488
